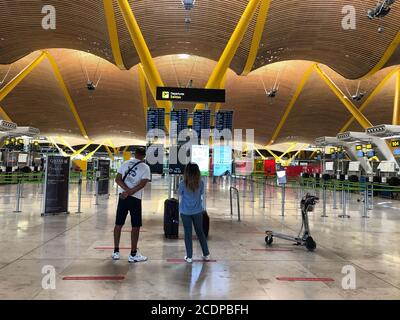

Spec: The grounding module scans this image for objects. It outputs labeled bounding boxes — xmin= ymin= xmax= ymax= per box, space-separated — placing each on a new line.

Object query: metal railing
xmin=229 ymin=186 xmax=241 ymax=221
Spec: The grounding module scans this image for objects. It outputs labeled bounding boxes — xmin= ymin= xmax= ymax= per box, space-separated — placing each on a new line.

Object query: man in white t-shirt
xmin=112 ymin=147 xmax=151 ymax=263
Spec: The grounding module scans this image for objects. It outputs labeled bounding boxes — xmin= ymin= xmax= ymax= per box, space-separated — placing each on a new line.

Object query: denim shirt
xmin=178 ymin=180 xmax=204 ymax=215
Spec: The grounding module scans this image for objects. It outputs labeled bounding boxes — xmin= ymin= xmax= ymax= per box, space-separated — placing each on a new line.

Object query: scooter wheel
xmin=305 ymin=237 xmax=316 ymax=251
xmin=265 ymin=235 xmax=273 ymax=245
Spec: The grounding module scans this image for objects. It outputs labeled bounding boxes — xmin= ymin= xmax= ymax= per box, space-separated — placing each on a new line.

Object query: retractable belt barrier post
xmin=95 ymin=176 xmax=99 ymax=205
xmin=339 ymin=181 xmax=350 ymax=218
xmin=332 ymin=181 xmax=338 ymax=209
xmin=262 ymin=179 xmax=266 ymax=208
xmin=281 ymin=184 xmax=286 ymax=217
xmin=14 ymin=177 xmax=22 ymax=213
xmin=362 ymin=182 xmax=370 ymax=218
xmin=321 ymin=182 xmax=328 ymax=217
xmin=251 ymin=178 xmax=255 ymax=202
xmin=230 ymin=186 xmax=241 ymax=222
xmin=76 ymin=173 xmax=83 ymax=214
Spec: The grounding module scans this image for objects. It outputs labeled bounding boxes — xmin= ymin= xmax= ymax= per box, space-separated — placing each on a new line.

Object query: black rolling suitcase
xmin=164 ymin=198 xmax=179 ymax=239
xmin=202 ymin=211 xmax=210 ymax=238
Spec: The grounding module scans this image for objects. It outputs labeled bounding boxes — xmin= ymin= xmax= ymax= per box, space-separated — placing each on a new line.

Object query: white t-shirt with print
xmin=117 ymin=158 xmax=151 ymax=199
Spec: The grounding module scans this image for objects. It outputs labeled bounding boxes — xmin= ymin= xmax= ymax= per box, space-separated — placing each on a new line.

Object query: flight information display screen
xmin=192 ymin=110 xmax=211 ymax=137
xmin=213 ymin=145 xmax=232 ymax=176
xmin=191 ymin=145 xmax=209 ymax=176
xmin=168 ymin=144 xmax=189 ymax=175
xmin=215 ymin=110 xmax=233 ymax=132
xmin=170 ymin=109 xmax=188 ymax=139
xmin=147 ymin=108 xmax=165 ymax=133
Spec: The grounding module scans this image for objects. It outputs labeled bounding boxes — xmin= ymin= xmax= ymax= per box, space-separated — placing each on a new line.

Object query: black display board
xmin=147 ymin=108 xmax=165 ymax=134
xmin=146 ymin=144 xmax=164 ymax=174
xmin=170 ymin=109 xmax=188 ymax=139
xmin=97 ymin=159 xmax=110 ymax=195
xmin=156 ymin=87 xmax=225 ymax=103
xmin=43 ymin=155 xmax=70 ymax=214
xmin=168 ymin=145 xmax=189 ymax=175
xmin=215 ymin=110 xmax=234 ymax=132
xmin=87 ymin=161 xmax=94 ymax=172
xmin=192 ymin=109 xmax=211 ymax=137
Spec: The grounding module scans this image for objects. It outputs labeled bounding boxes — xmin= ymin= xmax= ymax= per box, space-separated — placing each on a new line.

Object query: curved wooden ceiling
xmin=0 ymin=49 xmax=399 ymax=147
xmin=0 ymin=0 xmax=398 ymax=78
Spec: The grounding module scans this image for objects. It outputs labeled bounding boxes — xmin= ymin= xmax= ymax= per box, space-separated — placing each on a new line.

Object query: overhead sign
xmin=156 ymin=87 xmax=225 ymax=103
xmin=355 ymin=145 xmax=363 ymax=151
xmin=391 ymin=140 xmax=400 ymax=148
xmin=191 ymin=145 xmax=209 ymax=176
xmin=97 ymin=160 xmax=110 ymax=195
xmin=43 ymin=156 xmax=70 ymax=215
xmin=366 ymin=143 xmax=373 ymax=150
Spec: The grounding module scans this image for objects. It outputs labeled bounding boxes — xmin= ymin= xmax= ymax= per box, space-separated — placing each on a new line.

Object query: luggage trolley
xmin=265 ymin=193 xmax=319 ymax=251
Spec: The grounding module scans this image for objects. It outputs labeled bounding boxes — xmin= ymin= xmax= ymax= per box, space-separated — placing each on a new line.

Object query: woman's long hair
xmin=184 ymin=162 xmax=201 ymax=192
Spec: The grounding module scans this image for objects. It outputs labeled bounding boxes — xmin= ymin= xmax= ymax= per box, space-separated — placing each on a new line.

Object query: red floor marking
xmin=166 ymin=259 xmax=217 ymax=263
xmin=94 ymin=246 xmax=131 ymax=250
xmin=251 ymin=248 xmax=292 ymax=252
xmin=276 ymin=277 xmax=335 ymax=282
xmin=62 ymin=276 xmax=125 ymax=281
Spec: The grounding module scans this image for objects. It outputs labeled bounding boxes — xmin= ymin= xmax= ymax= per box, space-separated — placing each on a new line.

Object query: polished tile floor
xmin=0 ymin=176 xmax=399 ymax=300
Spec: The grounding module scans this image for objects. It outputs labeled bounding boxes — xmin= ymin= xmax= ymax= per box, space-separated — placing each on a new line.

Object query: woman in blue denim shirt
xmin=178 ymin=163 xmax=210 ymax=263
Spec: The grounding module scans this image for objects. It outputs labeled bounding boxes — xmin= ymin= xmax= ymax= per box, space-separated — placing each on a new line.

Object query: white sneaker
xmin=202 ymin=254 xmax=211 ymax=261
xmin=128 ymin=250 xmax=148 ymax=263
xmin=111 ymin=251 xmax=120 ymax=260
xmin=184 ymin=256 xmax=193 ymax=263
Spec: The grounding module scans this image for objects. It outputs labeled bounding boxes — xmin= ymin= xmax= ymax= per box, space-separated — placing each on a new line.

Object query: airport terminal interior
xmin=0 ymin=0 xmax=400 ymax=300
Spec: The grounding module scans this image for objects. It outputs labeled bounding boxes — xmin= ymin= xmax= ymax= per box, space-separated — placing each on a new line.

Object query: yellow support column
xmin=58 ymin=136 xmax=75 ymax=153
xmin=340 ymin=67 xmax=400 ymax=132
xmin=241 ymin=0 xmax=271 ymax=75
xmin=83 ymin=144 xmax=103 ymax=161
xmin=45 ymin=51 xmax=90 ymax=140
xmin=263 ymin=146 xmax=280 ymax=161
xmin=194 ymin=0 xmax=261 ymax=111
xmin=287 ymin=144 xmax=308 ymax=164
xmin=105 ymin=145 xmax=115 ymax=160
xmin=393 ymin=71 xmax=400 ymax=125
xmin=255 ymin=148 xmax=266 ymax=160
xmin=0 ymin=52 xmax=46 ymax=102
xmin=138 ymin=64 xmax=148 ymax=122
xmin=71 ymin=143 xmax=91 ymax=158
xmin=267 ymin=64 xmax=315 ymax=145
xmin=0 ymin=106 xmax=12 ymax=121
xmin=214 ymin=71 xmax=228 ymax=113
xmin=363 ymin=32 xmax=400 ymax=78
xmin=116 ymin=0 xmax=172 ymax=119
xmin=309 ymin=150 xmax=317 ymax=160
xmin=314 ymin=65 xmax=372 ymax=129
xmin=103 ymin=0 xmax=126 ymax=70
xmin=277 ymin=143 xmax=297 ymax=160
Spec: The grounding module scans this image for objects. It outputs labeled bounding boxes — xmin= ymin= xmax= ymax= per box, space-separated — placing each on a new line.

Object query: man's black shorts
xmin=116 ymin=196 xmax=142 ymax=227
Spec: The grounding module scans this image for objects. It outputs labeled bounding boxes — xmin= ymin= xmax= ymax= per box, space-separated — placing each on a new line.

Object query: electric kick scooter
xmin=265 ymin=193 xmax=318 ymax=251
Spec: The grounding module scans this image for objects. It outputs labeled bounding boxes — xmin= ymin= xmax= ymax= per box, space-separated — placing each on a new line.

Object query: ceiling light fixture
xmin=178 ymin=54 xmax=190 ymax=59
